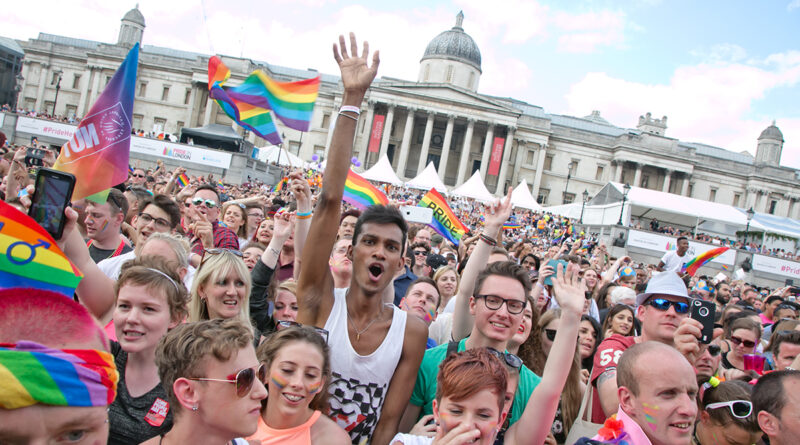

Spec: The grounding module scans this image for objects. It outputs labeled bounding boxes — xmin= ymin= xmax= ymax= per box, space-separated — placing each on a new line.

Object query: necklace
xmin=346 ymin=305 xmax=384 ymax=342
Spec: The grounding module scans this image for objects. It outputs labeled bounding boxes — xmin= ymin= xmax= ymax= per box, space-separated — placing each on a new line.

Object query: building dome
xmin=758 ymin=121 xmax=784 ymax=142
xmin=421 ymin=11 xmax=481 ymax=72
xmin=123 ymin=5 xmax=145 ymax=26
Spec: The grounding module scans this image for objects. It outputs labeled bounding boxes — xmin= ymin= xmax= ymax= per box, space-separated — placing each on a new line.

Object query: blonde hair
xmin=190 ymin=250 xmax=252 ymax=323
xmin=433 ymin=266 xmax=460 ymax=302
xmin=140 ymin=232 xmax=191 ymax=269
xmin=116 ymin=256 xmax=189 ymax=323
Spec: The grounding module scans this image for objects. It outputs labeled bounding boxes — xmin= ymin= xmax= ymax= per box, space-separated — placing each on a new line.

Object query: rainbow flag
xmin=681 ymin=247 xmax=730 ymax=276
xmin=216 ymin=179 xmax=225 ymax=190
xmin=53 ymin=44 xmax=138 ymax=201
xmin=176 ymin=173 xmax=190 ymax=187
xmin=274 ymin=176 xmax=288 ymax=193
xmin=343 ymin=170 xmax=389 ymax=210
xmin=503 ymin=217 xmax=522 ymax=230
xmin=208 ymin=57 xmax=319 ymax=145
xmin=721 ymin=264 xmax=731 ymax=271
xmin=418 ymin=189 xmax=468 ymax=245
xmin=0 ymin=201 xmax=83 ymax=296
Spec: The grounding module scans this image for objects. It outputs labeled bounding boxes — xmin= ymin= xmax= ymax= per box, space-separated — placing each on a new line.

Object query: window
xmin=468 ymin=72 xmax=475 ymax=89
xmin=105 ymin=76 xmax=111 ymax=86
xmin=133 ymin=114 xmax=143 ymax=130
xmin=51 ymin=72 xmax=61 ymax=85
xmin=313 ymin=145 xmax=325 ymax=159
xmin=709 ymin=188 xmax=717 ymax=201
xmin=769 ymin=200 xmax=778 ymax=215
xmin=526 ymin=150 xmax=535 ymax=165
xmin=687 ymin=184 xmax=694 ymax=197
xmin=446 ymin=65 xmax=454 ymax=83
xmin=65 ymin=105 xmax=77 ymax=118
xmin=176 ymin=121 xmax=185 ymax=133
xmin=161 ymin=86 xmax=170 ymax=101
xmin=641 ymin=175 xmax=650 ymax=189
xmin=544 ymin=155 xmax=553 ymax=171
xmin=424 ymin=64 xmax=430 ymax=82
xmin=184 ymin=88 xmax=192 ymax=105
xmin=72 ymin=74 xmax=81 ymax=89
xmin=289 ymin=141 xmax=301 ymax=155
xmin=138 ymin=82 xmax=147 ymax=97
xmin=321 ymin=113 xmax=331 ymax=129
xmin=563 ymin=192 xmax=575 ymax=204
xmin=153 ymin=118 xmax=166 ymax=132
xmin=537 ymin=189 xmax=550 ymax=205
xmin=595 ymin=165 xmax=604 ymax=181
xmin=733 ymin=193 xmax=741 ymax=207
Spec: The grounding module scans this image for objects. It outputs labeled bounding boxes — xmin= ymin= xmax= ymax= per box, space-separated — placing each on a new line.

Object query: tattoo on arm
xmin=596 ymin=369 xmax=617 ymax=386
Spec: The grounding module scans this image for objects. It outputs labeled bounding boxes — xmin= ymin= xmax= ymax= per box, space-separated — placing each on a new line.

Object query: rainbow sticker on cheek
xmin=307 ymin=380 xmax=323 ymax=395
xmin=642 ymin=403 xmax=660 ymax=432
xmin=424 ymin=309 xmax=436 ymax=323
xmin=271 ymin=372 xmax=289 ymax=389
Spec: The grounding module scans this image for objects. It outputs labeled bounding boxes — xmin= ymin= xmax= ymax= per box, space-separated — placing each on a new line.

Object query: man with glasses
xmin=84 ymin=188 xmax=133 ymax=263
xmin=129 ymin=167 xmax=146 ymax=185
xmin=754 ymin=370 xmax=800 ymax=445
xmin=187 ymin=184 xmax=238 ymax=267
xmin=408 ymin=242 xmax=429 ymax=278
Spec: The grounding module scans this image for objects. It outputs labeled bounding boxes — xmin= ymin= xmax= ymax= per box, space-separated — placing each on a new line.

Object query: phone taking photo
xmin=690 ymin=298 xmax=716 ymax=344
xmin=28 ymin=168 xmax=76 ymax=239
xmin=543 ymin=259 xmax=568 ymax=286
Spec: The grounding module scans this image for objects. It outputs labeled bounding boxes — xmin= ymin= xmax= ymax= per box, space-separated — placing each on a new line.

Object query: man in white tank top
xmin=296 ymin=33 xmax=428 ymax=445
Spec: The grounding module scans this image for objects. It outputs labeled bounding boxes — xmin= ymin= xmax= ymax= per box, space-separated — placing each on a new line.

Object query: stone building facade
xmin=10 ymin=7 xmax=799 ymax=218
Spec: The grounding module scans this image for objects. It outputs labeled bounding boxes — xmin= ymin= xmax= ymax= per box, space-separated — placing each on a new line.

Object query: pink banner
xmin=367 ymin=115 xmax=385 ymax=153
xmin=488 ymin=136 xmax=505 ymax=176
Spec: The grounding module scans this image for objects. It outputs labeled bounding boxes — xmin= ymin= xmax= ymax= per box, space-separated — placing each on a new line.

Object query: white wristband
xmin=340 ymin=105 xmax=361 ymax=115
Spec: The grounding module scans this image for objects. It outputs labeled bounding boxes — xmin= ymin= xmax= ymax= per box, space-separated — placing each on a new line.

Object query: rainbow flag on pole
xmin=274 ymin=176 xmax=288 ymax=193
xmin=503 ymin=217 xmax=522 ymax=230
xmin=343 ymin=170 xmax=389 ymax=210
xmin=53 ymin=43 xmax=138 ymax=201
xmin=176 ymin=173 xmax=190 ymax=187
xmin=681 ymin=247 xmax=730 ymax=276
xmin=0 ymin=201 xmax=83 ymax=297
xmin=418 ymin=189 xmax=468 ymax=245
xmin=208 ymin=56 xmax=319 ymax=145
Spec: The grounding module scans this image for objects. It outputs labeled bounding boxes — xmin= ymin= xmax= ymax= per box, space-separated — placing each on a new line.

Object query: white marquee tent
xmin=451 ymin=171 xmax=495 ymax=202
xmin=257 ymin=145 xmax=304 ymax=167
xmin=510 ymin=179 xmax=543 ymax=211
xmin=360 ymin=154 xmax=404 ymax=186
xmin=405 ymin=162 xmax=448 ymax=193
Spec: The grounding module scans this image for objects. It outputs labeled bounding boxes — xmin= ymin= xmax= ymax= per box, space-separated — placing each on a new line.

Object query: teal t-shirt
xmin=409 ymin=338 xmax=542 ymax=425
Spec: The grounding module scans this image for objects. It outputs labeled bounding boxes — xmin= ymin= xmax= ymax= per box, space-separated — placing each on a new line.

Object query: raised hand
xmin=551 ymin=262 xmax=585 ymax=315
xmin=483 ymin=191 xmax=513 ymax=232
xmin=273 ymin=211 xmax=293 ymax=241
xmin=333 ymin=32 xmax=379 ymax=96
xmin=288 ymin=171 xmax=311 ymax=208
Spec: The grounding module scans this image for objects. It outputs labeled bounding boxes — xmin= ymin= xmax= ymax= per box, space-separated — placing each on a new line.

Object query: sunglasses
xmin=705 ymin=400 xmax=753 ymax=418
xmin=544 ymin=328 xmax=557 ymax=342
xmin=487 ymin=347 xmax=522 ymax=369
xmin=646 ymin=298 xmax=690 ymax=314
xmin=276 ymin=320 xmax=329 ymax=343
xmin=192 ymin=198 xmax=218 ymax=208
xmin=475 ymin=294 xmax=527 ymax=315
xmin=131 ymin=173 xmax=145 ymax=178
xmin=413 ymin=250 xmax=428 ymax=256
xmin=706 ymin=344 xmax=721 ymax=357
xmin=184 ymin=202 xmax=192 ymax=208
xmin=189 ymin=363 xmax=266 ymax=398
xmin=729 ymin=336 xmax=757 ymax=349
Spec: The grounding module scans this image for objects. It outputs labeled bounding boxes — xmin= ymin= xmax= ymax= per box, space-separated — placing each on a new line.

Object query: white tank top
xmin=324 ymin=288 xmax=407 ymax=445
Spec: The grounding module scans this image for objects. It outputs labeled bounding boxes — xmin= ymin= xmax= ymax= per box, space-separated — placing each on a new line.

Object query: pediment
xmin=373 ymin=81 xmax=519 ymax=115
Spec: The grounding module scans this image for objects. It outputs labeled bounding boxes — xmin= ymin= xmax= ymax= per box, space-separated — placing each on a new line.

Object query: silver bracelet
xmin=338 ymin=111 xmax=358 ymax=121
xmin=339 ymin=105 xmax=361 ymax=115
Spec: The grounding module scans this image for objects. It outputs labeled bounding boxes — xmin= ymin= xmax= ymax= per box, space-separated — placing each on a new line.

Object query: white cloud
xmin=455 ymin=0 xmax=550 ymax=44
xmin=788 ymin=0 xmax=800 ymax=11
xmin=552 ymin=10 xmax=628 ymax=53
xmin=690 ymin=43 xmax=747 ymax=63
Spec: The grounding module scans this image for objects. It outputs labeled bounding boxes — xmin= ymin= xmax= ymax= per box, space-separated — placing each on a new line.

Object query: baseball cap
xmin=426 ymin=254 xmax=448 ymax=271
xmin=635 ymin=272 xmax=690 ymax=307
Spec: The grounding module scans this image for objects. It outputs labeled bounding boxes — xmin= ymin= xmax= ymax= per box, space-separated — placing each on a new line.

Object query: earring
xmin=192 ymin=405 xmax=198 ymax=412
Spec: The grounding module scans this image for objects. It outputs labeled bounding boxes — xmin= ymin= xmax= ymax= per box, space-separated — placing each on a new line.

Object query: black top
xmin=88 ymin=242 xmax=133 ymax=264
xmin=108 ymin=342 xmax=173 ymax=445
xmin=250 ymin=258 xmax=276 ymax=335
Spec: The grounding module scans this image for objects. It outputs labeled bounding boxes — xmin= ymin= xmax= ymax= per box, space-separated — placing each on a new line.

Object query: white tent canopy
xmin=256 ymin=145 xmax=304 ymax=167
xmin=361 ymin=154 xmax=404 ymax=186
xmin=451 ymin=171 xmax=495 ymax=202
xmin=405 ymin=162 xmax=448 ymax=193
xmin=510 ymin=179 xmax=543 ymax=211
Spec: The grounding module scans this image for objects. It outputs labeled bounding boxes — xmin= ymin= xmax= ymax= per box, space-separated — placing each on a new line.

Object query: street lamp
xmin=12 ymin=74 xmax=24 ymax=110
xmin=580 ymin=189 xmax=589 ymax=224
xmin=51 ymin=69 xmax=63 ymax=115
xmin=743 ymin=207 xmax=755 ymax=247
xmin=563 ymin=161 xmax=574 ymax=203
xmin=617 ymin=183 xmax=631 ymax=225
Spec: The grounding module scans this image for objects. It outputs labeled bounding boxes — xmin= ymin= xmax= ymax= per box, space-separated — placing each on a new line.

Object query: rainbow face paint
xmin=424 ymin=308 xmax=436 ymax=323
xmin=270 ymin=372 xmax=289 ymax=390
xmin=642 ymin=403 xmax=660 ymax=432
xmin=307 ymin=379 xmax=323 ymax=395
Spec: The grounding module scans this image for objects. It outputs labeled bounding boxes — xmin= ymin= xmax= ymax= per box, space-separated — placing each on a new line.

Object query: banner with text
xmin=488 ymin=136 xmax=505 ymax=176
xmin=752 ymin=255 xmax=800 ymax=280
xmin=367 ymin=115 xmax=385 ymax=153
xmin=626 ymin=230 xmax=736 ymax=265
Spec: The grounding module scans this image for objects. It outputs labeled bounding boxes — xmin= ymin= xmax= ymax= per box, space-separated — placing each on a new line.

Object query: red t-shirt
xmin=590 ymin=334 xmax=637 ymax=423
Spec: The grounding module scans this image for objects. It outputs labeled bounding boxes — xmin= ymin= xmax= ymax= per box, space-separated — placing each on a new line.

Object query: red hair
xmin=436 ymin=348 xmax=508 ymax=412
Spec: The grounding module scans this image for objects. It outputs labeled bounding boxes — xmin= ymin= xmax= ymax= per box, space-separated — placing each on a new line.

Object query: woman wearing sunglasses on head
xmin=144 ymin=318 xmax=267 ymax=445
xmin=248 ymin=325 xmax=350 ymax=444
xmin=693 ymin=379 xmax=761 ymax=445
xmin=719 ymin=318 xmax=764 ymax=373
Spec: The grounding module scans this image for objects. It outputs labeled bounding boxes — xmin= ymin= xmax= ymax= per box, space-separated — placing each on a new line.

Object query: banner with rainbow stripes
xmin=418 ymin=189 xmax=468 ymax=245
xmin=343 ymin=170 xmax=389 ymax=210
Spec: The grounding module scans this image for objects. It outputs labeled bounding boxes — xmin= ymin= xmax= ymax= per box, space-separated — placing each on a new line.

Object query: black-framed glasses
xmin=487 ymin=347 xmax=522 ymax=369
xmin=188 ymin=363 xmax=266 ymax=398
xmin=729 ymin=336 xmax=757 ymax=349
xmin=544 ymin=328 xmax=557 ymax=342
xmin=137 ymin=212 xmax=170 ymax=230
xmin=475 ymin=294 xmax=527 ymax=314
xmin=192 ymin=198 xmax=218 ymax=208
xmin=199 ymin=248 xmax=244 ymax=269
xmin=276 ymin=320 xmax=329 ymax=343
xmin=646 ymin=298 xmax=690 ymax=314
xmin=706 ymin=400 xmax=753 ymax=418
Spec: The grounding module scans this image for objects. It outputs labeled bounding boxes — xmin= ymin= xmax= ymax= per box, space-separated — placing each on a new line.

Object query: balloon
xmin=355 ymin=160 xmax=362 ymax=167
xmin=311 ymin=154 xmax=319 ymax=161
xmin=351 ymin=156 xmax=359 ymax=164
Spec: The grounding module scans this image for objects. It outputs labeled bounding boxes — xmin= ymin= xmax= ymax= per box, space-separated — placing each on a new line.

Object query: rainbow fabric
xmin=274 ymin=176 xmax=288 ymax=193
xmin=418 ymin=189 xmax=468 ymax=245
xmin=216 ymin=179 xmax=225 ymax=190
xmin=53 ymin=44 xmax=138 ymax=201
xmin=503 ymin=217 xmax=522 ymax=230
xmin=208 ymin=57 xmax=319 ymax=145
xmin=0 ymin=201 xmax=83 ymax=296
xmin=681 ymin=247 xmax=730 ymax=276
xmin=0 ymin=341 xmax=118 ymax=409
xmin=343 ymin=170 xmax=389 ymax=210
xmin=176 ymin=173 xmax=190 ymax=187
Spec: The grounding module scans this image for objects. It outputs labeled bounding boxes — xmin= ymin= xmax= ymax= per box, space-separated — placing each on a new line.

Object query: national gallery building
xmin=8 ymin=7 xmax=799 ymax=217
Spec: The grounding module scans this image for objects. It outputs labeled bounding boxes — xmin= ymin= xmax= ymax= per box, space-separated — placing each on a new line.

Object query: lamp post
xmin=12 ymin=74 xmax=24 ymax=110
xmin=51 ymin=69 xmax=63 ymax=115
xmin=563 ymin=161 xmax=574 ymax=204
xmin=743 ymin=207 xmax=755 ymax=248
xmin=617 ymin=183 xmax=631 ymax=225
xmin=580 ymin=189 xmax=589 ymax=224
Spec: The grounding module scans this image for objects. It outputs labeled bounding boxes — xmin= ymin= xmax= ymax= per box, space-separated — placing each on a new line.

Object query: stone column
xmin=662 ymin=169 xmax=672 ymax=193
xmin=681 ymin=175 xmax=691 ymax=196
xmin=479 ymin=123 xmax=495 ymax=179
xmin=17 ymin=61 xmax=31 ymax=108
xmin=378 ymin=103 xmax=395 ymax=163
xmin=438 ymin=115 xmax=455 ymax=180
xmin=496 ymin=127 xmax=516 ymax=194
xmin=417 ymin=111 xmax=435 ymax=174
xmin=632 ymin=163 xmax=643 ymax=188
xmin=616 ymin=161 xmax=624 ymax=183
xmin=88 ymin=67 xmax=103 ymax=107
xmin=396 ymin=107 xmax=416 ymax=178
xmin=34 ymin=62 xmax=50 ymax=111
xmin=360 ymin=100 xmax=376 ymax=164
xmin=185 ymin=83 xmax=199 ymax=127
xmin=76 ymin=66 xmax=92 ymax=117
xmin=532 ymin=143 xmax=547 ymax=198
xmin=456 ymin=118 xmax=475 ymax=184
xmin=203 ymin=96 xmax=215 ymax=125
xmin=511 ymin=141 xmax=526 ymax=186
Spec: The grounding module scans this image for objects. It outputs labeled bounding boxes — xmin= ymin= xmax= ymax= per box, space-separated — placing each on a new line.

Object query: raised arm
xmin=451 ymin=192 xmax=512 ymax=341
xmin=249 ymin=211 xmax=291 ymax=333
xmin=296 ymin=33 xmax=379 ymax=327
xmin=506 ymin=263 xmax=584 ymax=445
xmin=289 ymin=171 xmax=312 ymax=280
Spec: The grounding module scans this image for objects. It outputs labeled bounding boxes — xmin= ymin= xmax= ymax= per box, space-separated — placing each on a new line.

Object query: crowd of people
xmin=3 ymin=33 xmax=800 ymax=445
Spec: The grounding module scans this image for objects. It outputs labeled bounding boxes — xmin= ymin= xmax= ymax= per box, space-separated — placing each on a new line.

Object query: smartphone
xmin=28 ymin=168 xmax=76 ymax=239
xmin=25 ymin=147 xmax=46 ymax=167
xmin=690 ymin=298 xmax=716 ymax=344
xmin=543 ymin=259 xmax=568 ymax=286
xmin=400 ymin=206 xmax=433 ymax=225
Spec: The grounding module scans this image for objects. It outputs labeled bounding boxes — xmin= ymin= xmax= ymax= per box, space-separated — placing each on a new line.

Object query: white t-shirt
xmin=97 ymin=251 xmax=196 ymax=290
xmin=390 ymin=433 xmax=433 ymax=445
xmin=660 ymin=250 xmax=688 ymax=273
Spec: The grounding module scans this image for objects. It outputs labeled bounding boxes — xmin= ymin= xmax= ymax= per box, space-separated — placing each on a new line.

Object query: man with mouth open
xmin=296 ymin=33 xmax=427 ymax=445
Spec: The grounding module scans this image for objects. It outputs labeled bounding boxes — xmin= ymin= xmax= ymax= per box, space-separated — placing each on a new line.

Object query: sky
xmin=5 ymin=0 xmax=800 ymax=168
